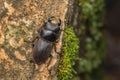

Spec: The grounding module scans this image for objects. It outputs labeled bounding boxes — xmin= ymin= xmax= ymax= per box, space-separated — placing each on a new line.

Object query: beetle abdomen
xmin=33 ymin=39 xmax=53 ymax=64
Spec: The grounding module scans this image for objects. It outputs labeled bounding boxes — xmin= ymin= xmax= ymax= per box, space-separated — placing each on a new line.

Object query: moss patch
xmin=58 ymin=27 xmax=79 ymax=80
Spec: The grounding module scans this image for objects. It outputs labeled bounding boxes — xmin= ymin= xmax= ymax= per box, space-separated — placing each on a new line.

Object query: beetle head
xmin=44 ymin=16 xmax=61 ymax=33
xmin=48 ymin=16 xmax=61 ymax=26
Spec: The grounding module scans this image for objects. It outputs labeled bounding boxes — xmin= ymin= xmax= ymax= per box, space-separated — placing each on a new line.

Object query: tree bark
xmin=0 ymin=0 xmax=68 ymax=80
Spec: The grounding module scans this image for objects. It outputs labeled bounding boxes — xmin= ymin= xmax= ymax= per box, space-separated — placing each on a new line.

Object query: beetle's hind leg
xmin=46 ymin=53 xmax=53 ymax=67
xmin=24 ymin=36 xmax=39 ymax=47
xmin=31 ymin=36 xmax=39 ymax=47
xmin=53 ymin=44 xmax=61 ymax=54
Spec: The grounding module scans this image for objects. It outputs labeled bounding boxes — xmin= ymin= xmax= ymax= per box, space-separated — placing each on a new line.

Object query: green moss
xmin=57 ymin=27 xmax=79 ymax=80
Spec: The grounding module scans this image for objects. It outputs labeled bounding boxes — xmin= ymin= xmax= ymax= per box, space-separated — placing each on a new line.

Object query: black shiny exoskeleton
xmin=33 ymin=16 xmax=61 ymax=64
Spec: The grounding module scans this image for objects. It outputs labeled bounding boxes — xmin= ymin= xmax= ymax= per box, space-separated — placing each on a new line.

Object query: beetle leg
xmin=58 ymin=18 xmax=61 ymax=26
xmin=60 ymin=29 xmax=64 ymax=31
xmin=24 ymin=36 xmax=39 ymax=43
xmin=54 ymin=45 xmax=60 ymax=54
xmin=55 ymin=29 xmax=64 ymax=42
xmin=46 ymin=54 xmax=53 ymax=70
xmin=32 ymin=36 xmax=39 ymax=47
xmin=49 ymin=53 xmax=52 ymax=57
xmin=55 ymin=32 xmax=61 ymax=42
xmin=37 ymin=27 xmax=43 ymax=33
xmin=32 ymin=36 xmax=39 ymax=43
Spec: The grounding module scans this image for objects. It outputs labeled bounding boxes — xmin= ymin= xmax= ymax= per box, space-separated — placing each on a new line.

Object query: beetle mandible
xmin=33 ymin=16 xmax=61 ymax=65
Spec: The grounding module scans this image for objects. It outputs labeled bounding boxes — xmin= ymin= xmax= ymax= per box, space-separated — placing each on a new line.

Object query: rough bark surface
xmin=0 ymin=0 xmax=68 ymax=80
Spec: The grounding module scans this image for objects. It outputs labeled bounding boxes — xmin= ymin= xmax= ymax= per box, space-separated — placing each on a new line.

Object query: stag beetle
xmin=33 ymin=16 xmax=61 ymax=65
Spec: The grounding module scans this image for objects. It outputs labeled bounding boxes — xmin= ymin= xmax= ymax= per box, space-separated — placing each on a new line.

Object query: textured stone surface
xmin=0 ymin=0 xmax=68 ymax=79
